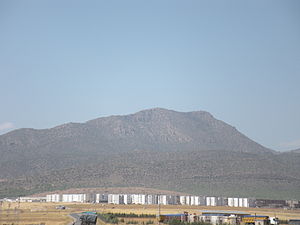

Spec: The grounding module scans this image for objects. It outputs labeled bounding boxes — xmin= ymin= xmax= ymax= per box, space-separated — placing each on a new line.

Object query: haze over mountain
xmin=0 ymin=108 xmax=299 ymax=199
xmin=290 ymin=148 xmax=300 ymax=153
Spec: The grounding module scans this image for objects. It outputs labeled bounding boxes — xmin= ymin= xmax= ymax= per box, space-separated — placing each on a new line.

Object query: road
xmin=69 ymin=213 xmax=81 ymax=225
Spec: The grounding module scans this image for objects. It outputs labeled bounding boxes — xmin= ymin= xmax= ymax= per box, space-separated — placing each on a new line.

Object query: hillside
xmin=0 ymin=108 xmax=299 ymax=199
xmin=30 ymin=187 xmax=190 ymax=197
xmin=291 ymin=148 xmax=300 ymax=153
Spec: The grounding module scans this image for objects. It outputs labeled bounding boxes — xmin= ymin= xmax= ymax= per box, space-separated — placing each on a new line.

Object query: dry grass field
xmin=0 ymin=202 xmax=299 ymax=225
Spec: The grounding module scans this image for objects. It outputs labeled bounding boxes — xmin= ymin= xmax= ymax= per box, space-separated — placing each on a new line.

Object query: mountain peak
xmin=291 ymin=148 xmax=300 ymax=153
xmin=1 ymin=108 xmax=297 ymax=200
xmin=134 ymin=107 xmax=176 ymax=115
xmin=1 ymin=108 xmax=272 ymax=155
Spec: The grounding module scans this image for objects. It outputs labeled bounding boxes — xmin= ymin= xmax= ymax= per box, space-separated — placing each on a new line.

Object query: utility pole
xmin=157 ymin=195 xmax=161 ymax=225
xmin=16 ymin=196 xmax=20 ymax=225
xmin=0 ymin=201 xmax=2 ymax=220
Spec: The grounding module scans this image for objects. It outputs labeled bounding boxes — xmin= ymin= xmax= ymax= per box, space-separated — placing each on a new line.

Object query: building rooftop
xmin=200 ymin=210 xmax=250 ymax=215
xmin=161 ymin=214 xmax=185 ymax=216
xmin=243 ymin=215 xmax=268 ymax=218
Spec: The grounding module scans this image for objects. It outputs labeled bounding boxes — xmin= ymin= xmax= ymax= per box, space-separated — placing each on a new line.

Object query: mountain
xmin=30 ymin=187 xmax=190 ymax=197
xmin=0 ymin=108 xmax=299 ymax=199
xmin=291 ymin=148 xmax=300 ymax=153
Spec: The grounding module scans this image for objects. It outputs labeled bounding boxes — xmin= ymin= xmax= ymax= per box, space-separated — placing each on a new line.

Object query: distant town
xmin=2 ymin=193 xmax=299 ymax=209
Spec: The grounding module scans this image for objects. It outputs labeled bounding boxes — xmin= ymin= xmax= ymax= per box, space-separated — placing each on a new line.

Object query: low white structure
xmin=42 ymin=192 xmax=255 ymax=207
xmin=46 ymin=194 xmax=61 ymax=202
xmin=186 ymin=196 xmax=190 ymax=205
xmin=158 ymin=195 xmax=167 ymax=205
xmin=19 ymin=196 xmax=46 ymax=202
xmin=239 ymin=198 xmax=243 ymax=207
xmin=131 ymin=194 xmax=139 ymax=204
xmin=96 ymin=193 xmax=108 ymax=203
xmin=62 ymin=194 xmax=86 ymax=203
xmin=147 ymin=194 xmax=157 ymax=205
xmin=199 ymin=196 xmax=206 ymax=206
xmin=180 ymin=196 xmax=186 ymax=205
xmin=139 ymin=194 xmax=146 ymax=205
xmin=216 ymin=197 xmax=225 ymax=206
xmin=233 ymin=198 xmax=239 ymax=207
xmin=227 ymin=197 xmax=250 ymax=207
xmin=228 ymin=197 xmax=234 ymax=207
xmin=108 ymin=194 xmax=124 ymax=204
xmin=129 ymin=194 xmax=148 ymax=204
xmin=124 ymin=194 xmax=132 ymax=204
xmin=206 ymin=197 xmax=217 ymax=206
xmin=166 ymin=195 xmax=177 ymax=205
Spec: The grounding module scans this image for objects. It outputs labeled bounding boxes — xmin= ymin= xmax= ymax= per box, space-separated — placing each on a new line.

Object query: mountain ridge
xmin=290 ymin=148 xmax=300 ymax=153
xmin=0 ymin=108 xmax=299 ymax=199
xmin=1 ymin=108 xmax=274 ymax=154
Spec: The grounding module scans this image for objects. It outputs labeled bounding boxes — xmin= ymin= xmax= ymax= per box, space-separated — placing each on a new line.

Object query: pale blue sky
xmin=0 ymin=0 xmax=300 ymax=151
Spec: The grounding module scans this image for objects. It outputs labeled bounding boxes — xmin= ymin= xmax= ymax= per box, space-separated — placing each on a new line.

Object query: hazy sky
xmin=1 ymin=1 xmax=299 ymax=151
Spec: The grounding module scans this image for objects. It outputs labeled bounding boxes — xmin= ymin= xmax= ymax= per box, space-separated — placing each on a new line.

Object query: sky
xmin=0 ymin=0 xmax=299 ymax=151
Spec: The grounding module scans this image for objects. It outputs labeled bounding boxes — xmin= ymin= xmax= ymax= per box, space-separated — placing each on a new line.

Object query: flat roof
xmin=202 ymin=214 xmax=237 ymax=216
xmin=245 ymin=215 xmax=266 ymax=217
xmin=243 ymin=215 xmax=268 ymax=217
xmin=161 ymin=214 xmax=185 ymax=216
xmin=200 ymin=210 xmax=250 ymax=215
xmin=82 ymin=211 xmax=97 ymax=214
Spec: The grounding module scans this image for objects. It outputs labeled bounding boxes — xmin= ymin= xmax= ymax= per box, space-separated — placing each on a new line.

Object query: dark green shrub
xmin=126 ymin=221 xmax=139 ymax=224
xmin=98 ymin=213 xmax=119 ymax=224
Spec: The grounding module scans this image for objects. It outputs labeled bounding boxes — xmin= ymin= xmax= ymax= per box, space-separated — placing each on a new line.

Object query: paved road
xmin=69 ymin=213 xmax=81 ymax=225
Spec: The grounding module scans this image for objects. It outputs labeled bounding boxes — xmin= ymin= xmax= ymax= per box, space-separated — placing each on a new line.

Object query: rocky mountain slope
xmin=0 ymin=108 xmax=299 ymax=199
xmin=291 ymin=148 xmax=300 ymax=153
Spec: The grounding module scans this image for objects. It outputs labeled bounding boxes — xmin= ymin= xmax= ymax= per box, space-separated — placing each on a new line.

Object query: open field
xmin=0 ymin=202 xmax=300 ymax=225
xmin=0 ymin=202 xmax=73 ymax=225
